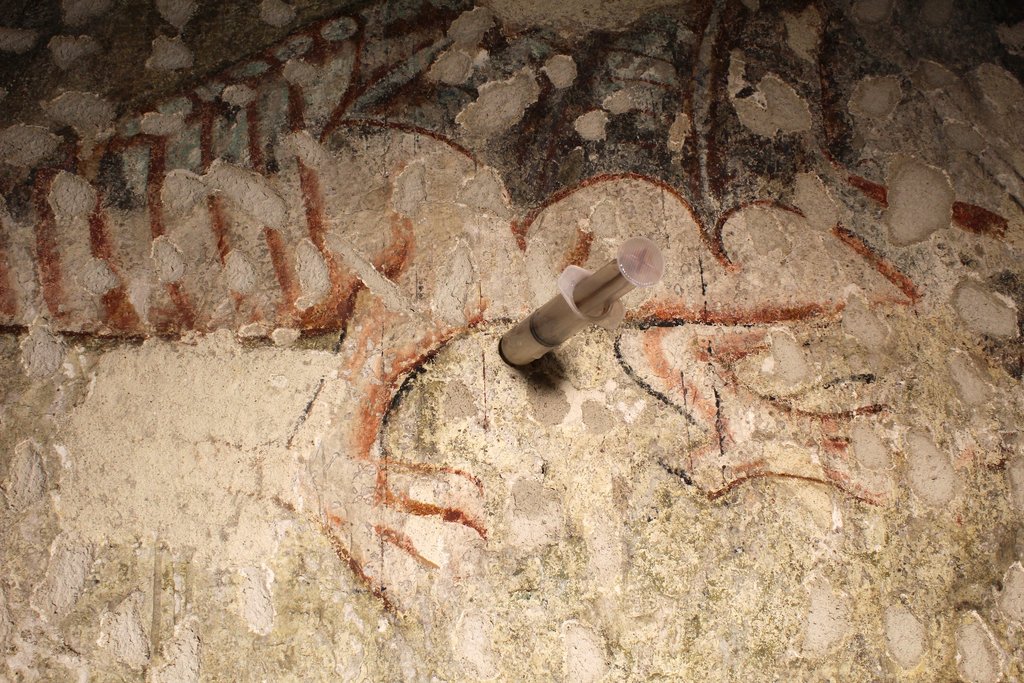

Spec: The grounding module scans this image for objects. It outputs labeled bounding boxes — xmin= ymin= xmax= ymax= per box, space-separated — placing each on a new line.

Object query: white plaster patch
xmin=998 ymin=21 xmax=1024 ymax=56
xmin=944 ymin=121 xmax=985 ymax=153
xmin=784 ymin=5 xmax=822 ymax=63
xmin=33 ymin=534 xmax=92 ymax=620
xmin=766 ymin=331 xmax=809 ymax=387
xmin=453 ymin=611 xmax=497 ymax=679
xmin=904 ymin=431 xmax=956 ymax=508
xmin=98 ymin=591 xmax=150 ymax=670
xmin=884 ymin=157 xmax=953 ymax=246
xmin=156 ymin=0 xmax=195 ymax=30
xmin=281 ymin=58 xmax=318 ymax=86
xmin=62 ymin=0 xmax=112 ymax=26
xmin=955 ymin=613 xmax=1004 ymax=683
xmin=852 ymin=0 xmax=893 ymax=25
xmin=1008 ymin=457 xmax=1024 ymax=513
xmin=448 ymin=6 xmax=494 ymax=47
xmin=221 ymin=84 xmax=255 ymax=108
xmin=270 ymin=327 xmax=300 ymax=347
xmin=48 ymin=171 xmax=96 ymax=221
xmin=48 ymin=34 xmax=100 ymax=69
xmin=791 ymin=172 xmax=838 ymax=229
xmin=151 ymin=617 xmax=201 ymax=683
xmin=729 ymin=56 xmax=811 ymax=138
xmin=667 ymin=112 xmax=690 ymax=152
xmin=428 ymin=48 xmax=474 ymax=85
xmin=43 ymin=91 xmax=115 ymax=140
xmin=0 ymin=124 xmax=60 ymax=168
xmin=946 ymin=351 xmax=991 ymax=406
xmin=161 ymin=169 xmax=209 ymax=213
xmin=2 ymin=440 xmax=47 ymax=511
xmin=0 ymin=588 xmax=10 ymax=649
xmin=0 ymin=27 xmax=38 ymax=53
xmin=204 ymin=160 xmax=288 ymax=229
xmin=913 ymin=59 xmax=958 ymax=91
xmin=294 ymin=238 xmax=330 ymax=309
xmin=542 ymin=54 xmax=576 ymax=89
xmin=849 ymin=75 xmax=901 ymax=119
xmin=239 ymin=567 xmax=276 ymax=635
xmin=390 ymin=161 xmax=427 ymax=217
xmin=974 ymin=64 xmax=1024 ymax=120
xmin=139 ymin=111 xmax=184 ymax=136
xmin=58 ymin=338 xmax=333 ymax=569
xmin=433 ymin=238 xmax=475 ymax=324
xmin=850 ymin=423 xmax=889 ymax=471
xmin=921 ymin=0 xmax=953 ymax=26
xmin=20 ymin=324 xmax=65 ymax=378
xmin=78 ymin=258 xmax=118 ymax=295
xmin=562 ymin=621 xmax=607 ymax=683
xmin=998 ymin=562 xmax=1024 ymax=624
xmin=842 ymin=295 xmax=888 ymax=349
xmin=506 ymin=477 xmax=562 ymax=550
xmin=574 ymin=109 xmax=608 ymax=141
xmin=146 ymin=35 xmax=193 ymax=71
xmin=952 ymin=280 xmax=1018 ymax=339
xmin=884 ymin=604 xmax=925 ymax=669
xmin=456 ymin=67 xmax=539 ymax=139
xmin=802 ymin=573 xmax=850 ymax=656
xmin=458 ymin=165 xmax=511 ymax=218
xmin=260 ymin=0 xmax=296 ymax=28
xmin=602 ymin=89 xmax=635 ymax=115
xmin=151 ymin=236 xmax=186 ymax=284
xmin=224 ymin=250 xmax=257 ymax=295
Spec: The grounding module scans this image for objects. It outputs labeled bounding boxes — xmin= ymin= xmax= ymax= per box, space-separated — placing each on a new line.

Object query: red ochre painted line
xmin=33 ymin=170 xmax=65 ymax=319
xmin=264 ymin=226 xmax=300 ymax=322
xmin=952 ymin=201 xmax=1008 ymax=238
xmin=512 ymin=172 xmax=706 ymax=253
xmin=88 ymin=195 xmax=141 ymax=332
xmin=831 ymin=224 xmax=921 ymax=303
xmin=0 ymin=245 xmax=17 ymax=317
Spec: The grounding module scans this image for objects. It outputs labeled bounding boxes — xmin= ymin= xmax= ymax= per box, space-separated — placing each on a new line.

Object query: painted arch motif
xmin=0 ymin=0 xmax=1020 ymax=612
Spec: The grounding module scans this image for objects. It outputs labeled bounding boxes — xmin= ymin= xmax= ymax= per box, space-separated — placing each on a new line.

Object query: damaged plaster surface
xmin=1 ymin=0 xmax=1023 ymax=680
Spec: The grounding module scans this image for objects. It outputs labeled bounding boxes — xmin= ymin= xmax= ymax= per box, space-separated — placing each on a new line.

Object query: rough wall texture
xmin=1 ymin=0 xmax=1023 ymax=680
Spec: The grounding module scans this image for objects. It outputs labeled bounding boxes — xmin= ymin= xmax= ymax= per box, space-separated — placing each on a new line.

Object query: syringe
xmin=499 ymin=237 xmax=665 ymax=365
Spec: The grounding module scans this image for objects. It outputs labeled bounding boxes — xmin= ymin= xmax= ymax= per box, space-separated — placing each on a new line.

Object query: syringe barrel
xmin=498 ymin=295 xmax=586 ymax=365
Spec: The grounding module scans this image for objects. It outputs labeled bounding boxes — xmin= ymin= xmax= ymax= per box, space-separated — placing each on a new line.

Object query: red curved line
xmin=708 ymin=470 xmax=883 ymax=506
xmin=325 ymin=117 xmax=477 ymax=163
xmin=319 ymin=16 xmax=367 ymax=141
xmin=33 ymin=169 xmax=65 ymax=320
xmin=831 ymin=224 xmax=921 ymax=303
xmin=711 ymin=199 xmax=805 ymax=268
xmin=316 ymin=517 xmax=395 ymax=612
xmin=374 ymin=524 xmax=439 ymax=569
xmin=847 ymin=174 xmax=888 ymax=207
xmin=952 ymin=201 xmax=1008 ymax=238
xmin=383 ymin=459 xmax=483 ymax=493
xmin=0 ymin=243 xmax=16 ymax=318
xmin=375 ymin=468 xmax=487 ymax=538
xmin=610 ymin=76 xmax=681 ymax=93
xmin=89 ymin=193 xmax=142 ymax=333
xmin=631 ymin=300 xmax=841 ymax=326
xmin=512 ymin=172 xmax=707 ymax=253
